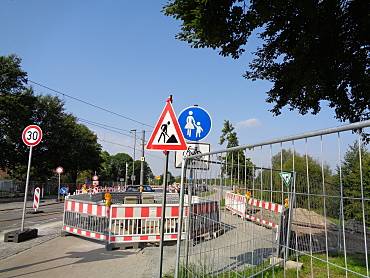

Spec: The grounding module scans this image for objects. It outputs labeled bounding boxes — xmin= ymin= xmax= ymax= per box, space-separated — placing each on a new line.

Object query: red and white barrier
xmin=109 ymin=204 xmax=184 ymax=243
xmin=62 ymin=194 xmax=219 ymax=244
xmin=33 ymin=187 xmax=40 ymax=211
xmin=225 ymin=192 xmax=284 ymax=228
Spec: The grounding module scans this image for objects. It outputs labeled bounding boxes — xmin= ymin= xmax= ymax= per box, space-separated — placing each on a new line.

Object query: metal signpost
xmin=21 ymin=125 xmax=43 ymax=231
xmin=56 ymin=166 xmax=64 ymax=201
xmin=146 ymin=95 xmax=187 ymax=278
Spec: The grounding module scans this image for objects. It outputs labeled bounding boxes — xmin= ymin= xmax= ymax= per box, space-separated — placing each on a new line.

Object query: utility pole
xmin=125 ymin=162 xmax=128 ymax=189
xmin=131 ymin=129 xmax=136 ymax=185
xmin=140 ymin=130 xmax=145 ymax=185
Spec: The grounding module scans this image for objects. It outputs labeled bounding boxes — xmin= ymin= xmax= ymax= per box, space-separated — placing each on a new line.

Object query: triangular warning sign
xmin=279 ymin=172 xmax=293 ymax=187
xmin=146 ymin=101 xmax=187 ymax=151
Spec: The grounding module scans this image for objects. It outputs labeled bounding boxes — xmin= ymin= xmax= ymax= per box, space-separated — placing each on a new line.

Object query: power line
xmin=29 ymin=80 xmax=154 ymax=128
xmin=99 ymin=139 xmax=173 ymax=163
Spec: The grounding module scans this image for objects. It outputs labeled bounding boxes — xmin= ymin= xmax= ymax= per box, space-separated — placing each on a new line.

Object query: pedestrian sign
xmin=146 ymin=101 xmax=187 ymax=151
xmin=178 ymin=106 xmax=212 ymax=142
xmin=279 ymin=172 xmax=293 ymax=186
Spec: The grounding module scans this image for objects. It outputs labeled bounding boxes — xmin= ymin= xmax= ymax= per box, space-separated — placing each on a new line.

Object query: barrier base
xmin=4 ymin=228 xmax=38 ymax=243
xmin=106 ymin=242 xmax=141 ymax=251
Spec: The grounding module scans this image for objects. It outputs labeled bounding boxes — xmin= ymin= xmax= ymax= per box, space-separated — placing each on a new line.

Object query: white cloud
xmin=235 ymin=118 xmax=261 ymax=129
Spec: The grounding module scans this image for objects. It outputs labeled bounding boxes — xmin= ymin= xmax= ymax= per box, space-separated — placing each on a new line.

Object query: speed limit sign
xmin=56 ymin=167 xmax=64 ymax=174
xmin=22 ymin=125 xmax=43 ymax=146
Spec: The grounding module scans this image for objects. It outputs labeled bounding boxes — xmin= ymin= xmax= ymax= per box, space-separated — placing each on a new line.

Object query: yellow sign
xmin=156 ymin=176 xmax=161 ymax=180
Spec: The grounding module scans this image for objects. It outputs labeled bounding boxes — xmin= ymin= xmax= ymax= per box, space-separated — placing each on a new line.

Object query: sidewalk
xmin=0 ymin=197 xmax=177 ymax=278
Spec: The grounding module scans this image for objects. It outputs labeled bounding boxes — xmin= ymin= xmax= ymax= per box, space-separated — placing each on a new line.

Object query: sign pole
xmin=158 ymin=149 xmax=169 ymax=278
xmin=21 ymin=145 xmax=33 ymax=231
xmin=58 ymin=173 xmax=61 ymax=200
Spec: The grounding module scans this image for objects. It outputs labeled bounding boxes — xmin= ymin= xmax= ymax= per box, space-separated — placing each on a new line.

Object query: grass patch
xmin=164 ymin=252 xmax=368 ymax=278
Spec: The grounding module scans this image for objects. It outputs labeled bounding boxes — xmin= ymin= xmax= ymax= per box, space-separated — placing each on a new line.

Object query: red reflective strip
xmin=171 ymin=206 xmax=179 ymax=217
xmin=71 ymin=201 xmax=75 ymax=212
xmin=156 ymin=235 xmax=160 ymax=240
xmin=141 ymin=207 xmax=149 ymax=217
xmin=97 ymin=205 xmax=103 ymax=216
xmin=171 ymin=234 xmax=177 ymax=239
xmin=78 ymin=202 xmax=83 ymax=213
xmin=156 ymin=207 xmax=162 ymax=217
xmin=111 ymin=207 xmax=117 ymax=218
xmin=125 ymin=207 xmax=133 ymax=218
xmin=77 ymin=229 xmax=82 ymax=234
xmin=140 ymin=236 xmax=149 ymax=241
xmin=87 ymin=204 xmax=92 ymax=215
xmin=124 ymin=236 xmax=132 ymax=241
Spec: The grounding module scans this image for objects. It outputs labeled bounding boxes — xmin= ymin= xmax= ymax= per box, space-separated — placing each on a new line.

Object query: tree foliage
xmin=163 ymin=0 xmax=370 ymax=124
xmin=0 ymin=54 xmax=103 ymax=181
xmin=335 ymin=141 xmax=370 ymax=223
xmin=100 ymin=152 xmax=153 ymax=185
xmin=219 ymin=120 xmax=254 ymax=184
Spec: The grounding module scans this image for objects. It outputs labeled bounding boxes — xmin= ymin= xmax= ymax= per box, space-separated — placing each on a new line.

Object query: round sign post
xmin=21 ymin=125 xmax=43 ymax=232
xmin=56 ymin=167 xmax=64 ymax=201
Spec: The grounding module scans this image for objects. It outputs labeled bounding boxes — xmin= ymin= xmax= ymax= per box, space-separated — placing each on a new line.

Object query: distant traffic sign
xmin=178 ymin=106 xmax=211 ymax=142
xmin=146 ymin=101 xmax=187 ymax=151
xmin=60 ymin=187 xmax=67 ymax=195
xmin=22 ymin=125 xmax=43 ymax=146
xmin=92 ymin=175 xmax=99 ymax=181
xmin=280 ymin=172 xmax=293 ymax=186
xmin=56 ymin=167 xmax=64 ymax=174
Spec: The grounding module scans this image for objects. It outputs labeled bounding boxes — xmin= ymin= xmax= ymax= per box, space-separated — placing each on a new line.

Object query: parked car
xmin=125 ymin=185 xmax=155 ymax=192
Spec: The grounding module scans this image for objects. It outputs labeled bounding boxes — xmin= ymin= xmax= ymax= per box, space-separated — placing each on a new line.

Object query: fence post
xmin=285 ymin=171 xmax=296 ymax=259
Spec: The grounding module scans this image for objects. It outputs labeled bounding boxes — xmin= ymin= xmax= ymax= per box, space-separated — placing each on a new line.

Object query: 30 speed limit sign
xmin=22 ymin=125 xmax=43 ymax=146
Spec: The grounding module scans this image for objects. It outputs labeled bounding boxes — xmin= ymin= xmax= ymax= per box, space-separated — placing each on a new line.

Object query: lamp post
xmin=140 ymin=130 xmax=145 ymax=185
xmin=131 ymin=129 xmax=136 ymax=185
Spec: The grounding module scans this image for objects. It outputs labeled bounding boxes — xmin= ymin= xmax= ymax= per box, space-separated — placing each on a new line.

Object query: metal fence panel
xmin=176 ymin=120 xmax=370 ymax=278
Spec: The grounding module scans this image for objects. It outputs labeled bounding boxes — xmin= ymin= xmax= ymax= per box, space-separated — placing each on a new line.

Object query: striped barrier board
xmin=225 ymin=192 xmax=284 ymax=228
xmin=33 ymin=187 xmax=40 ymax=210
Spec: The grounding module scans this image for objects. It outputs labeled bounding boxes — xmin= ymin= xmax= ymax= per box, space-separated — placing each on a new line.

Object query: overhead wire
xmin=29 ymin=80 xmax=176 ymax=164
xmin=28 ymin=80 xmax=154 ymax=128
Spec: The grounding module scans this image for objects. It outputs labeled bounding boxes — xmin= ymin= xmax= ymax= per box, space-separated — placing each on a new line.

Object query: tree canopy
xmin=0 ymin=54 xmax=103 ymax=181
xmin=163 ymin=0 xmax=370 ymax=124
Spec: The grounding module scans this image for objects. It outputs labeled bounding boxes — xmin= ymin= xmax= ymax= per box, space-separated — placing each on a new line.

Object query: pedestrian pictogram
xmin=146 ymin=101 xmax=187 ymax=151
xmin=178 ymin=106 xmax=212 ymax=142
xmin=279 ymin=172 xmax=293 ymax=186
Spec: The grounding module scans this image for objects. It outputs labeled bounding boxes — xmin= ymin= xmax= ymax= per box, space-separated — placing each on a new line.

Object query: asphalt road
xmin=0 ymin=197 xmax=64 ymax=234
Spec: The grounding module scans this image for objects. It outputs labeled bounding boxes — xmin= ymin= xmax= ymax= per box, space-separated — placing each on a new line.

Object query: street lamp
xmin=131 ymin=129 xmax=136 ymax=185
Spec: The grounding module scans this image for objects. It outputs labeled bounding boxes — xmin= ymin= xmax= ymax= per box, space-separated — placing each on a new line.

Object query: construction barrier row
xmin=225 ymin=192 xmax=284 ymax=228
xmin=62 ymin=192 xmax=219 ymax=245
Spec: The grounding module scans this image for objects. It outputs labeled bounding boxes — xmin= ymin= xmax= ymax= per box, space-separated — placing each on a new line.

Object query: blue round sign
xmin=178 ymin=106 xmax=212 ymax=142
xmin=60 ymin=187 xmax=67 ymax=195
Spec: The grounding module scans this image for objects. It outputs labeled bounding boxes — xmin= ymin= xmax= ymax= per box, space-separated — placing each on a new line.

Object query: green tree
xmin=335 ymin=141 xmax=370 ymax=224
xmin=0 ymin=54 xmax=103 ymax=183
xmin=219 ymin=120 xmax=253 ymax=186
xmin=159 ymin=171 xmax=175 ymax=186
xmin=163 ymin=1 xmax=370 ymax=125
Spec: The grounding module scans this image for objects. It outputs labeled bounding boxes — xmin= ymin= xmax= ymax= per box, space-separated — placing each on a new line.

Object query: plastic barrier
xmin=62 ymin=192 xmax=219 ymax=245
xmin=225 ymin=192 xmax=284 ymax=228
xmin=109 ymin=204 xmax=185 ymax=243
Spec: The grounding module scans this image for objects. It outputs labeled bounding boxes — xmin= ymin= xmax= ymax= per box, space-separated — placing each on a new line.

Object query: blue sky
xmin=1 ymin=1 xmax=351 ymax=176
